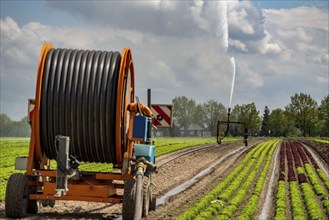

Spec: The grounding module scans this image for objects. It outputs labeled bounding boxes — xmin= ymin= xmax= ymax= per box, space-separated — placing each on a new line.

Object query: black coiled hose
xmin=40 ymin=48 xmax=121 ymax=163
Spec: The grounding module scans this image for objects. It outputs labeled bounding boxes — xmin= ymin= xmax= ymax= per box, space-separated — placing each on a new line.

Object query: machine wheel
xmin=122 ymin=178 xmax=138 ymax=220
xmin=142 ymin=176 xmax=152 ymax=216
xmin=5 ymin=173 xmax=38 ymax=218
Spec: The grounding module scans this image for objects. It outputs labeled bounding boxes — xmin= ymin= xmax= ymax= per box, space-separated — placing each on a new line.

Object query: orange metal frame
xmin=25 ymin=44 xmax=138 ymax=203
xmin=116 ymin=48 xmax=135 ymax=166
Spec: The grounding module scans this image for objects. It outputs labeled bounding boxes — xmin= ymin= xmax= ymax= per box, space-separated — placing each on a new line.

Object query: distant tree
xmin=229 ymin=107 xmax=239 ymax=136
xmin=232 ymin=103 xmax=261 ymax=135
xmin=169 ymin=119 xmax=180 ymax=137
xmin=260 ymin=106 xmax=270 ymax=136
xmin=318 ymin=95 xmax=329 ymax=136
xmin=201 ymin=100 xmax=227 ymax=136
xmin=157 ymin=118 xmax=180 ymax=137
xmin=0 ymin=114 xmax=30 ymax=137
xmin=268 ymin=109 xmax=288 ymax=136
xmin=193 ymin=104 xmax=204 ymax=128
xmin=285 ymin=93 xmax=318 ymax=137
xmin=0 ymin=114 xmax=13 ymax=136
xmin=172 ymin=96 xmax=197 ymax=136
xmin=16 ymin=116 xmax=31 ymax=137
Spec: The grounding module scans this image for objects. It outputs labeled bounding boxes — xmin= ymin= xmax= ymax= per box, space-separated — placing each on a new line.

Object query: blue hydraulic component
xmin=133 ymin=144 xmax=156 ymax=176
xmin=134 ymin=144 xmax=156 ymax=164
xmin=132 ymin=116 xmax=148 ymax=142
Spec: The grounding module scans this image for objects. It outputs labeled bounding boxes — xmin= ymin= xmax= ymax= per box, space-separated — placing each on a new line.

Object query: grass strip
xmin=155 ymin=137 xmax=239 ymax=156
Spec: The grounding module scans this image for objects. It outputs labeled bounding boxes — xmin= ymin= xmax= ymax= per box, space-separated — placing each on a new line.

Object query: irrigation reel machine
xmin=5 ymin=43 xmax=159 ymax=219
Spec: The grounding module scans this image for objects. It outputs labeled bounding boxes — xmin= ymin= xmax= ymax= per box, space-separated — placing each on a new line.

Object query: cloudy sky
xmin=1 ymin=0 xmax=328 ymax=120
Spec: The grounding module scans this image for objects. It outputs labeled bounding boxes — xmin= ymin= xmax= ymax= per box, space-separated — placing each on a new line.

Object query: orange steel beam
xmin=28 ymin=170 xmax=131 ymax=181
xmin=28 ymin=182 xmax=122 ymax=203
xmin=27 ymin=43 xmax=53 ymax=175
xmin=42 ymin=182 xmax=116 ymax=197
xmin=28 ymin=178 xmax=125 ymax=188
xmin=116 ymin=48 xmax=135 ymax=166
xmin=29 ymin=195 xmax=122 ymax=203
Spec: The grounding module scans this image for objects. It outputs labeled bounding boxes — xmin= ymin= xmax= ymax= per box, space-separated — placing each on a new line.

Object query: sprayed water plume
xmin=217 ymin=1 xmax=236 ymax=108
xmin=218 ymin=1 xmax=229 ymax=50
xmin=229 ymin=57 xmax=236 ymax=108
xmin=220 ymin=0 xmax=236 ymax=109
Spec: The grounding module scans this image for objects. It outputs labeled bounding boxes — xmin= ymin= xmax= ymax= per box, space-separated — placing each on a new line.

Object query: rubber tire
xmin=142 ymin=176 xmax=152 ymax=217
xmin=122 ymin=179 xmax=137 ymax=220
xmin=5 ymin=173 xmax=38 ymax=218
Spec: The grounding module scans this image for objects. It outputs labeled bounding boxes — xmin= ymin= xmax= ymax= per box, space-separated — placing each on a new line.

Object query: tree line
xmin=0 ymin=114 xmax=30 ymax=137
xmin=159 ymin=93 xmax=329 ymax=137
xmin=0 ymin=93 xmax=328 ymax=137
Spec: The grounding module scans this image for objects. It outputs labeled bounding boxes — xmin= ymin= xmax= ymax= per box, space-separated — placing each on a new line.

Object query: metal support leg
xmin=54 ymin=136 xmax=70 ymax=197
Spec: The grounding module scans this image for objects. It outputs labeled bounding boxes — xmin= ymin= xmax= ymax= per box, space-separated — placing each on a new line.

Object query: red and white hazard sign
xmin=151 ymin=104 xmax=173 ymax=128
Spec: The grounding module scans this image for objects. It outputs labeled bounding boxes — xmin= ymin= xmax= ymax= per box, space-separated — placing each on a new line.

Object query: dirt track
xmin=0 ymin=138 xmax=265 ymax=219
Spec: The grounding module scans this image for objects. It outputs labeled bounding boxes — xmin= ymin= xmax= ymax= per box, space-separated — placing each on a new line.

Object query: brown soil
xmin=0 ymin=138 xmax=264 ymax=219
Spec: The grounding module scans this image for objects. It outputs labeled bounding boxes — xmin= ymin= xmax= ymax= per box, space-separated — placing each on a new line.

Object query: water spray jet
xmin=229 ymin=57 xmax=236 ymax=108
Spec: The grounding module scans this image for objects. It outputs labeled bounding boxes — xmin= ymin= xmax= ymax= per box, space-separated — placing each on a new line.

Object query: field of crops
xmin=178 ymin=139 xmax=329 ymax=219
xmin=1 ymin=137 xmax=328 ymax=219
xmin=0 ymin=137 xmax=238 ymax=202
xmin=275 ymin=140 xmax=329 ymax=219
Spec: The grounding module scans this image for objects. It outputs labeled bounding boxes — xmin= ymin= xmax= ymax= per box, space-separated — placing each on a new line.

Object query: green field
xmin=0 ymin=136 xmax=240 ymax=202
xmin=0 ymin=138 xmax=30 ymax=201
xmin=154 ymin=137 xmax=239 ymax=156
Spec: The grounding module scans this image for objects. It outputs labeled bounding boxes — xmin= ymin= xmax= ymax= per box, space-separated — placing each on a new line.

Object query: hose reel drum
xmin=34 ymin=43 xmax=135 ymax=166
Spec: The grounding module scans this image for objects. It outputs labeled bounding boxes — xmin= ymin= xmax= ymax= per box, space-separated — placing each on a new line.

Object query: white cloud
xmin=316 ymin=75 xmax=329 ymax=84
xmin=45 ymin=1 xmax=220 ymax=38
xmin=259 ymin=31 xmax=282 ymax=54
xmin=1 ymin=1 xmax=328 ymax=121
xmin=0 ymin=16 xmax=21 ymax=38
xmin=230 ymin=39 xmax=248 ymax=52
xmin=189 ymin=0 xmax=210 ymax=31
xmin=228 ymin=0 xmax=266 ymax=41
xmin=263 ymin=6 xmax=329 ymax=31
